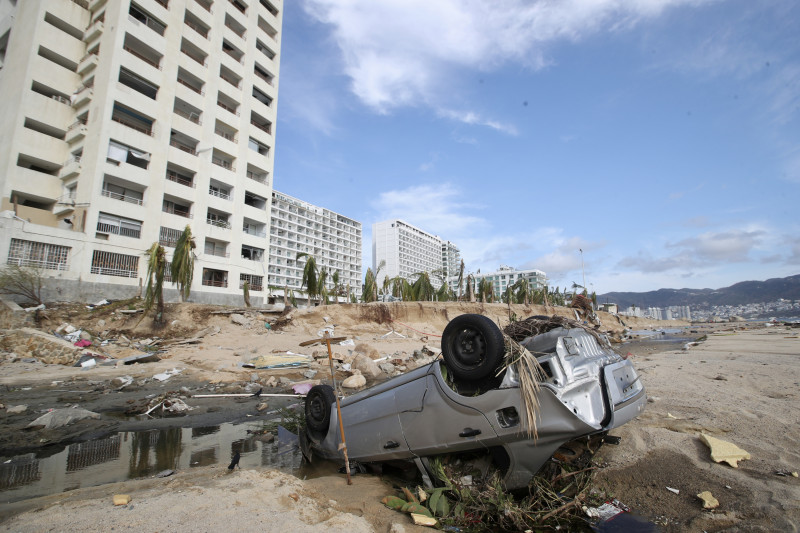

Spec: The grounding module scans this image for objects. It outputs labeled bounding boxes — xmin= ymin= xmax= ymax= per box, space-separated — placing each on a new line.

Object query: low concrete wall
xmin=30 ymin=279 xmax=265 ymax=307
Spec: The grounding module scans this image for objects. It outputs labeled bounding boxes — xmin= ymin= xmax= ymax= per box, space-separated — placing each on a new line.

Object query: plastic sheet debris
xmin=666 ymin=487 xmax=680 ymax=495
xmin=292 ymin=383 xmax=314 ymax=395
xmin=153 ymin=368 xmax=183 ymax=382
xmin=74 ymin=339 xmax=92 ymax=348
xmin=80 ymin=358 xmax=96 ymax=369
xmin=27 ymin=408 xmax=100 ymax=429
xmin=339 ymin=339 xmax=355 ymax=346
xmin=277 ymin=425 xmax=299 ymax=455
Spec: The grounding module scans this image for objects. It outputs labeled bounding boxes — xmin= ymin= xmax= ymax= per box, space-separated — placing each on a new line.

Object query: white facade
xmin=0 ymin=0 xmax=282 ymax=305
xmin=372 ymin=219 xmax=455 ymax=289
xmin=269 ymin=191 xmax=362 ymax=302
xmin=470 ymin=265 xmax=547 ymax=300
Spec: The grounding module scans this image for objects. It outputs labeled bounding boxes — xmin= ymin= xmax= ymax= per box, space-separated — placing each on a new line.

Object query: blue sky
xmin=272 ymin=0 xmax=800 ymax=293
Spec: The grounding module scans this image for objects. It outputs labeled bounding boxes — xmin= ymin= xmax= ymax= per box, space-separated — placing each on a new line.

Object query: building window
xmin=202 ymin=268 xmax=228 ymax=288
xmin=96 ymin=213 xmax=143 ymax=238
xmin=7 ymin=239 xmax=70 ymax=270
xmin=240 ymin=274 xmax=263 ymax=291
xmin=90 ymin=250 xmax=139 ymax=278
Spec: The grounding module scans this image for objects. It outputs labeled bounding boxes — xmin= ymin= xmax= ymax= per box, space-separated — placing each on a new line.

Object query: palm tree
xmin=171 ymin=225 xmax=196 ymax=302
xmin=296 ymin=252 xmax=320 ymax=306
xmin=465 ymin=274 xmax=475 ymax=302
xmin=318 ymin=267 xmax=329 ymax=305
xmin=435 ymin=281 xmax=452 ymax=302
xmin=363 ymin=268 xmax=376 ymax=303
xmin=512 ymin=278 xmax=530 ymax=305
xmin=242 ymin=280 xmax=251 ymax=307
xmin=457 ymin=259 xmax=465 ymax=300
xmin=411 ymin=271 xmax=435 ymax=301
xmin=477 ymin=278 xmax=494 ymax=303
xmin=331 ymin=270 xmax=340 ymax=304
xmin=143 ymin=243 xmax=166 ymax=325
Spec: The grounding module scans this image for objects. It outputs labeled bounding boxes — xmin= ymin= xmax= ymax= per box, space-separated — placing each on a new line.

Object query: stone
xmin=700 ymin=433 xmax=751 ymax=468
xmin=7 ymin=404 xmax=27 ymax=414
xmin=256 ymin=431 xmax=275 ymax=443
xmin=250 ymin=373 xmax=259 ymax=382
xmin=379 ymin=363 xmax=396 ymax=374
xmin=231 ymin=314 xmax=248 ymax=326
xmin=96 ymin=319 xmax=106 ymax=328
xmin=303 ymin=370 xmax=317 ymax=379
xmin=278 ymin=377 xmax=293 ymax=386
xmin=256 ymin=402 xmax=269 ymax=412
xmin=265 ymin=376 xmax=277 ymax=387
xmin=352 ymin=354 xmax=382 ymax=379
xmin=341 ymin=374 xmax=366 ymax=389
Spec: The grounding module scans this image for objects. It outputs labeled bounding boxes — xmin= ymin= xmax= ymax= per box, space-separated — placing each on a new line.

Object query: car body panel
xmin=307 ymin=325 xmax=646 ymax=489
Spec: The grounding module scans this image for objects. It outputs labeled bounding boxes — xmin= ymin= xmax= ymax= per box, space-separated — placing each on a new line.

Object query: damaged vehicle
xmin=302 ymin=314 xmax=645 ymax=489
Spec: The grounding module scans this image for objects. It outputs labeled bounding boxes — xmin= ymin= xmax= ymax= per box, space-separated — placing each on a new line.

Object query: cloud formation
xmin=301 ymin=0 xmax=717 ymax=126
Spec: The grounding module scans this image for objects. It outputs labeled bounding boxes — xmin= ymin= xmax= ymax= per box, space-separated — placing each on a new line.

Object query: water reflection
xmin=0 ymin=422 xmax=302 ymax=504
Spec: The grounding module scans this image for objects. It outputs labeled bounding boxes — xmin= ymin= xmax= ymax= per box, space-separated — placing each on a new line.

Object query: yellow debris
xmin=699 ymin=433 xmax=751 ymax=468
xmin=410 ymin=513 xmax=437 ymax=527
xmin=112 ymin=494 xmax=131 ymax=506
xmin=697 ymin=491 xmax=719 ymax=509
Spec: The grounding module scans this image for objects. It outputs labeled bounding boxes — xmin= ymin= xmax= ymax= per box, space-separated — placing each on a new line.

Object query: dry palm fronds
xmin=501 ymin=335 xmax=546 ymax=438
xmin=504 ymin=314 xmax=608 ymax=347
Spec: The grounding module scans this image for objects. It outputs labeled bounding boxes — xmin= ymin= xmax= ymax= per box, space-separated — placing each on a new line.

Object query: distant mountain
xmin=598 ymin=274 xmax=800 ymax=310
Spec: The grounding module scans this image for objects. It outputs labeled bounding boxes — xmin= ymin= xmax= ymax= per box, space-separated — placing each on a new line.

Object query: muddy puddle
xmin=0 ymin=421 xmax=305 ymax=505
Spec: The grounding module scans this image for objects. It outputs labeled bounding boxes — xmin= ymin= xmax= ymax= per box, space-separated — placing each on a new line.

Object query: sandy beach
xmin=1 ymin=302 xmax=798 ymax=531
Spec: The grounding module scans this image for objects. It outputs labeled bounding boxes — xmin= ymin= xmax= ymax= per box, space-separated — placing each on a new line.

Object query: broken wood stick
xmin=299 ymin=336 xmax=347 ymax=347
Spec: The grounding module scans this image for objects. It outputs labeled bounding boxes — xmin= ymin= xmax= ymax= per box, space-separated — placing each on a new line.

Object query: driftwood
xmin=299 ymin=336 xmax=347 ymax=347
xmin=503 ymin=315 xmax=606 ymax=346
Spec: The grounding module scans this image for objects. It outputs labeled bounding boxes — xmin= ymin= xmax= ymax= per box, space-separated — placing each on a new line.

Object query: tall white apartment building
xmin=470 ymin=265 xmax=547 ymax=300
xmin=372 ymin=219 xmax=456 ymax=289
xmin=0 ymin=0 xmax=282 ymax=305
xmin=269 ymin=191 xmax=362 ymax=303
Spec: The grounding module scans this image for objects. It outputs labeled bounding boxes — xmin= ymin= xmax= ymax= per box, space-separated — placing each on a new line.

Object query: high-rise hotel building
xmin=0 ymin=0 xmax=282 ymax=305
xmin=372 ymin=219 xmax=459 ymax=290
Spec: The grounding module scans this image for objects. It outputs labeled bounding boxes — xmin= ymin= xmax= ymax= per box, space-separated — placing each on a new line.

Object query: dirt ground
xmin=1 ymin=300 xmax=797 ymax=531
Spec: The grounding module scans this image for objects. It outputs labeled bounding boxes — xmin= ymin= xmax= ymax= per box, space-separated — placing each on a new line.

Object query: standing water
xmin=0 ymin=421 xmax=303 ymax=505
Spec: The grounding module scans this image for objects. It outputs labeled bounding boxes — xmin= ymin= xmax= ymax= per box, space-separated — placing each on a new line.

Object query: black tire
xmin=441 ymin=314 xmax=505 ymax=381
xmin=305 ymin=385 xmax=335 ymax=438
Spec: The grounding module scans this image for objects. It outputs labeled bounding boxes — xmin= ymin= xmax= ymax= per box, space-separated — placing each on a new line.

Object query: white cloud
xmin=301 ymin=0 xmax=715 ymax=128
xmin=370 ymin=183 xmax=486 ymax=238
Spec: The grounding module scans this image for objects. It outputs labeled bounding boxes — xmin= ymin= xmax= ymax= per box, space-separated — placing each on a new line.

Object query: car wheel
xmin=441 ymin=314 xmax=505 ymax=381
xmin=305 ymin=385 xmax=335 ymax=438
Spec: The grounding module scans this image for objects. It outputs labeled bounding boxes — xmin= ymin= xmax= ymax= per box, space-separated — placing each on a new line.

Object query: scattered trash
xmin=381 ymin=330 xmax=406 ymax=339
xmin=24 ymin=304 xmax=46 ymax=313
xmin=583 ymin=499 xmax=630 ymax=521
xmin=27 ymin=408 xmax=100 ymax=429
xmin=410 ymin=513 xmax=437 ymax=527
xmin=153 ymin=368 xmax=183 ymax=382
xmin=80 ymin=358 xmax=97 ymax=369
xmin=666 ymin=487 xmax=680 ymax=495
xmin=156 ymin=469 xmax=175 ymax=478
xmin=74 ymin=339 xmax=92 ymax=348
xmin=697 ymin=491 xmax=719 ymax=509
xmin=119 ymin=353 xmax=161 ymax=365
xmin=247 ymin=353 xmax=312 ymax=369
xmin=700 ymin=433 xmax=751 ymax=468
xmin=113 ymin=494 xmax=131 ymax=506
xmin=775 ymin=470 xmax=799 ymax=477
xmin=111 ymin=376 xmax=134 ymax=389
xmin=339 ymin=339 xmax=355 ymax=346
xmin=292 ymin=383 xmax=314 ymax=395
xmin=6 ymin=405 xmax=28 ymax=415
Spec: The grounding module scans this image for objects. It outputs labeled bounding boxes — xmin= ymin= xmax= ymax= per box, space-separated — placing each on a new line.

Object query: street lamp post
xmin=579 ymin=248 xmax=586 ymax=295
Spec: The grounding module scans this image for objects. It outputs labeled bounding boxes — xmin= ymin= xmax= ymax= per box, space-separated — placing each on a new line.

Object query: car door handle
xmin=459 ymin=428 xmax=481 ymax=438
xmin=384 ymin=440 xmax=400 ymax=449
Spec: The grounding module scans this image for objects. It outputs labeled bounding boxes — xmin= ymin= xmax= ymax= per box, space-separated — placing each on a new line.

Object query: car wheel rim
xmin=454 ymin=328 xmax=485 ymax=366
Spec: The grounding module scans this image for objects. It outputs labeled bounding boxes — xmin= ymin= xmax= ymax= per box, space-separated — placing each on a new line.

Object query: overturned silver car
xmin=303 ymin=314 xmax=645 ymax=489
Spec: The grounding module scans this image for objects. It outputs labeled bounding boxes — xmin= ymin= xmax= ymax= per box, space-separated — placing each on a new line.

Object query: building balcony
xmin=83 ymin=19 xmax=104 ymax=42
xmin=101 ymin=188 xmax=144 ymax=206
xmin=77 ymin=52 xmax=99 ymax=75
xmin=60 ymin=156 xmax=82 ymax=178
xmin=71 ymin=85 xmax=93 ymax=108
xmin=207 ymin=217 xmax=232 ymax=229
